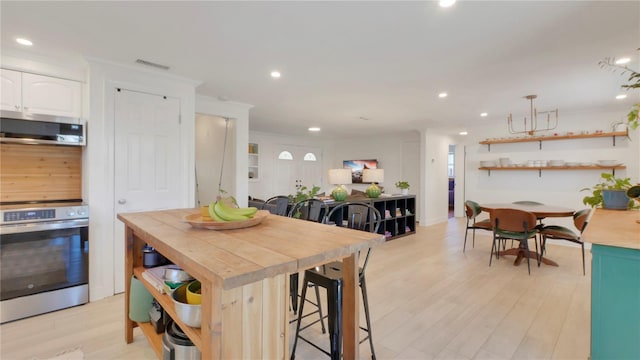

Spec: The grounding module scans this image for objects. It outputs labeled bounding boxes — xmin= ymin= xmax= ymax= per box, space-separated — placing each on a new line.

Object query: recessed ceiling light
xmin=616 ymin=94 xmax=627 ymax=100
xmin=438 ymin=92 xmax=448 ymax=98
xmin=480 ymin=112 xmax=488 ymax=117
xmin=308 ymin=127 xmax=321 ymax=132
xmin=16 ymin=38 xmax=33 ymax=46
xmin=439 ymin=0 xmax=457 ymax=8
xmin=270 ymin=71 xmax=281 ymax=78
xmin=615 ymin=57 xmax=631 ymax=65
xmin=459 ymin=131 xmax=468 ymax=135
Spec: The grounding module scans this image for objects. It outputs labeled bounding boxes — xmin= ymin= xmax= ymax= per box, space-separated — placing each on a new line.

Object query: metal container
xmin=162 ymin=319 xmax=201 ymax=360
xmin=171 ymin=284 xmax=201 ymax=328
xmin=164 ymin=267 xmax=193 ymax=282
xmin=143 ymin=245 xmax=166 ymax=268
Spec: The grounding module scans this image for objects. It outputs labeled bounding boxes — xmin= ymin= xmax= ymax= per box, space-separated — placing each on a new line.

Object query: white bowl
xmin=597 ymin=160 xmax=622 ymax=167
xmin=480 ymin=161 xmax=496 ymax=167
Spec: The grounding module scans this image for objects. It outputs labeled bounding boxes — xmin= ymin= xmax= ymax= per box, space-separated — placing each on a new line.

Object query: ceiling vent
xmin=135 ymin=59 xmax=170 ymax=70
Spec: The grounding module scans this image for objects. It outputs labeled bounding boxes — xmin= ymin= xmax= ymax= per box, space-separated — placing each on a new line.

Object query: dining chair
xmin=291 ymin=202 xmax=381 ymax=360
xmin=464 ymin=200 xmax=493 ymax=252
xmin=262 ymin=195 xmax=290 ymax=216
xmin=287 ymin=199 xmax=330 ymax=325
xmin=489 ymin=208 xmax=539 ymax=275
xmin=539 ymin=208 xmax=592 ymax=275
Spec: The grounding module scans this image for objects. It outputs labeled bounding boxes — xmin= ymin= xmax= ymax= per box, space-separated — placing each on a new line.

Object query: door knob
xmin=118 ymin=199 xmax=127 ymax=204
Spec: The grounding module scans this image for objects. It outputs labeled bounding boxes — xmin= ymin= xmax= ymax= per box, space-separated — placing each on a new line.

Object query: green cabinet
xmin=591 ymin=244 xmax=640 ymax=360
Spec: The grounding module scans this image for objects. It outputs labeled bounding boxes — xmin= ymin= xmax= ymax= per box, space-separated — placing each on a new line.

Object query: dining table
xmin=480 ymin=203 xmax=575 ymax=267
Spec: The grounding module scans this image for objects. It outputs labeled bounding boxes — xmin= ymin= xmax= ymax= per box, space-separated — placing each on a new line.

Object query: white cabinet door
xmin=113 ymin=89 xmax=182 ymax=293
xmin=22 ymin=73 xmax=82 ymax=118
xmin=1 ymin=69 xmax=22 ymax=112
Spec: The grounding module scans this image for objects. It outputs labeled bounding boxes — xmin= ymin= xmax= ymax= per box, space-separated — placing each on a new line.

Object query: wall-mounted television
xmin=343 ymin=159 xmax=378 ymax=183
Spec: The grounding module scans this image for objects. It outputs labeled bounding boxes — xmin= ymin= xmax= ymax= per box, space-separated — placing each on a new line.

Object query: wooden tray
xmin=183 ymin=210 xmax=269 ymax=230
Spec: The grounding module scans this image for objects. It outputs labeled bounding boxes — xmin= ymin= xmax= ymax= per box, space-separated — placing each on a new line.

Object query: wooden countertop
xmin=583 ymin=208 xmax=640 ymax=250
xmin=118 ymin=208 xmax=385 ymax=290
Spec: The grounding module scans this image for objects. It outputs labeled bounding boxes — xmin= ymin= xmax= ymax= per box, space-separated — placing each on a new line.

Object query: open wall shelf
xmin=479 ymin=130 xmax=628 ymax=151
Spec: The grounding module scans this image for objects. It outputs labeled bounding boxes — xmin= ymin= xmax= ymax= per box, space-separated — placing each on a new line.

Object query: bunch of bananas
xmin=208 ymin=199 xmax=258 ymax=222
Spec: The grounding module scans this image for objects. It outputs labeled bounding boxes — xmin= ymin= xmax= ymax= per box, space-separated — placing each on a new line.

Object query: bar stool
xmin=291 ymin=202 xmax=381 ymax=360
xmin=288 ymin=199 xmax=329 ymax=325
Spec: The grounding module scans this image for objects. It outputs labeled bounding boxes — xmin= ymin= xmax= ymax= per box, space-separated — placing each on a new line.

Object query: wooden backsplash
xmin=1 ymin=143 xmax=82 ymax=203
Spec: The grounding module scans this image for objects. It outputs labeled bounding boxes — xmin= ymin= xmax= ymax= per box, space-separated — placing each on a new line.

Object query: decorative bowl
xmin=183 ymin=210 xmax=269 ymax=230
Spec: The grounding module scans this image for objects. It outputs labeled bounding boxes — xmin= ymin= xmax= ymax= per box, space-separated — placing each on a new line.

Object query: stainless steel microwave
xmin=0 ymin=111 xmax=85 ymax=146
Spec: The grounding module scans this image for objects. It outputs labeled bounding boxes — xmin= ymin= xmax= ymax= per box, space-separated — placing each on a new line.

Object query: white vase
xmin=401 ymin=189 xmax=409 ymax=195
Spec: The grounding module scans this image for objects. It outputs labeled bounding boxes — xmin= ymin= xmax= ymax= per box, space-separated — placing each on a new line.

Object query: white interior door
xmin=274 ymin=145 xmax=322 ymax=196
xmin=113 ymin=89 xmax=181 ymax=293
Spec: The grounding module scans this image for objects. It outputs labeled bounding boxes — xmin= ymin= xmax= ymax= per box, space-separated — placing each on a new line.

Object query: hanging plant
xmin=599 ymin=50 xmax=640 ymax=130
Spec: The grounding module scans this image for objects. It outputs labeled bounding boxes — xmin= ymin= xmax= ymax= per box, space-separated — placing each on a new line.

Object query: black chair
xmin=539 ymin=209 xmax=591 ymax=275
xmin=464 ymin=200 xmax=493 ymax=252
xmin=489 ymin=208 xmax=539 ymax=275
xmin=291 ymin=202 xmax=381 ymax=360
xmin=262 ymin=195 xmax=290 ymax=216
xmin=287 ymin=199 xmax=330 ymax=320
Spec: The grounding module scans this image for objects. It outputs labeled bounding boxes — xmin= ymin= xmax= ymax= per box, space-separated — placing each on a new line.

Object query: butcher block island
xmin=118 ymin=208 xmax=385 ymax=359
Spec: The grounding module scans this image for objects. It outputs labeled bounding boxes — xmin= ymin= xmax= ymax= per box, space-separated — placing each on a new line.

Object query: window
xmin=278 ymin=151 xmax=293 ymax=160
xmin=303 ymin=152 xmax=317 ymax=161
xmin=448 ymin=152 xmax=454 ymax=177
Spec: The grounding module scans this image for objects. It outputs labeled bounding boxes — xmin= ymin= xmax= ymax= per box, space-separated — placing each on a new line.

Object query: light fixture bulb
xmin=459 ymin=131 xmax=468 ymax=135
xmin=439 ymin=0 xmax=457 ymax=8
xmin=438 ymin=92 xmax=448 ymax=98
xmin=480 ymin=112 xmax=488 ymax=117
xmin=16 ymin=38 xmax=33 ymax=46
xmin=615 ymin=57 xmax=631 ymax=65
xmin=270 ymin=71 xmax=281 ymax=78
xmin=616 ymin=94 xmax=627 ymax=100
xmin=308 ymin=127 xmax=321 ymax=132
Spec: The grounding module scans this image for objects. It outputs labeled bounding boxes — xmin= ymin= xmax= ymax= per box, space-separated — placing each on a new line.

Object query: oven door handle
xmin=0 ymin=219 xmax=89 ymax=235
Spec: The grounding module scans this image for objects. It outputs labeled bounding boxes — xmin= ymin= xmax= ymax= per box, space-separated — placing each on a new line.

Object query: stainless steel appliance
xmin=162 ymin=319 xmax=201 ymax=360
xmin=0 ymin=111 xmax=85 ymax=146
xmin=0 ymin=202 xmax=89 ymax=323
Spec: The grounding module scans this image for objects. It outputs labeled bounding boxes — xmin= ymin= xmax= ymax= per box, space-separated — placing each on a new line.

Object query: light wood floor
xmin=0 ymin=217 xmax=590 ymax=359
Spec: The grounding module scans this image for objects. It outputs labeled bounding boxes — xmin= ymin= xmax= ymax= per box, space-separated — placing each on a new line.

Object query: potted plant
xmin=289 ymin=185 xmax=321 ymax=204
xmin=581 ymin=173 xmax=637 ymax=210
xmin=599 ymin=53 xmax=640 ymax=131
xmin=395 ymin=181 xmax=410 ymax=195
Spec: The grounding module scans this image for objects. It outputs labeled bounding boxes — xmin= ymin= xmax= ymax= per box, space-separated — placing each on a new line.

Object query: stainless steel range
xmin=0 ymin=201 xmax=89 ymax=323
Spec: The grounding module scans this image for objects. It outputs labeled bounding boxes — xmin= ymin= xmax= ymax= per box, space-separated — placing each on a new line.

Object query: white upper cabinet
xmin=22 ymin=73 xmax=82 ymax=118
xmin=1 ymin=69 xmax=22 ymax=112
xmin=1 ymin=69 xmax=82 ymax=120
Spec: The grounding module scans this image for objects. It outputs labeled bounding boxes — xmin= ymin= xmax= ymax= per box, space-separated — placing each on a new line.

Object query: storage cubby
xmin=368 ymin=195 xmax=416 ymax=241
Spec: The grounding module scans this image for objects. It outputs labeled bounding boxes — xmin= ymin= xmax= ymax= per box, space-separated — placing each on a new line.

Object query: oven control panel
xmin=1 ymin=205 xmax=89 ymax=225
xmin=4 ymin=209 xmax=56 ymax=222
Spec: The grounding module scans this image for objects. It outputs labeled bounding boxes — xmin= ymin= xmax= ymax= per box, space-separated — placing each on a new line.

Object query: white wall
xmin=462 ymin=108 xmax=640 ymax=229
xmin=330 ymin=132 xmax=421 ymax=196
xmin=86 ymin=58 xmax=198 ymax=300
